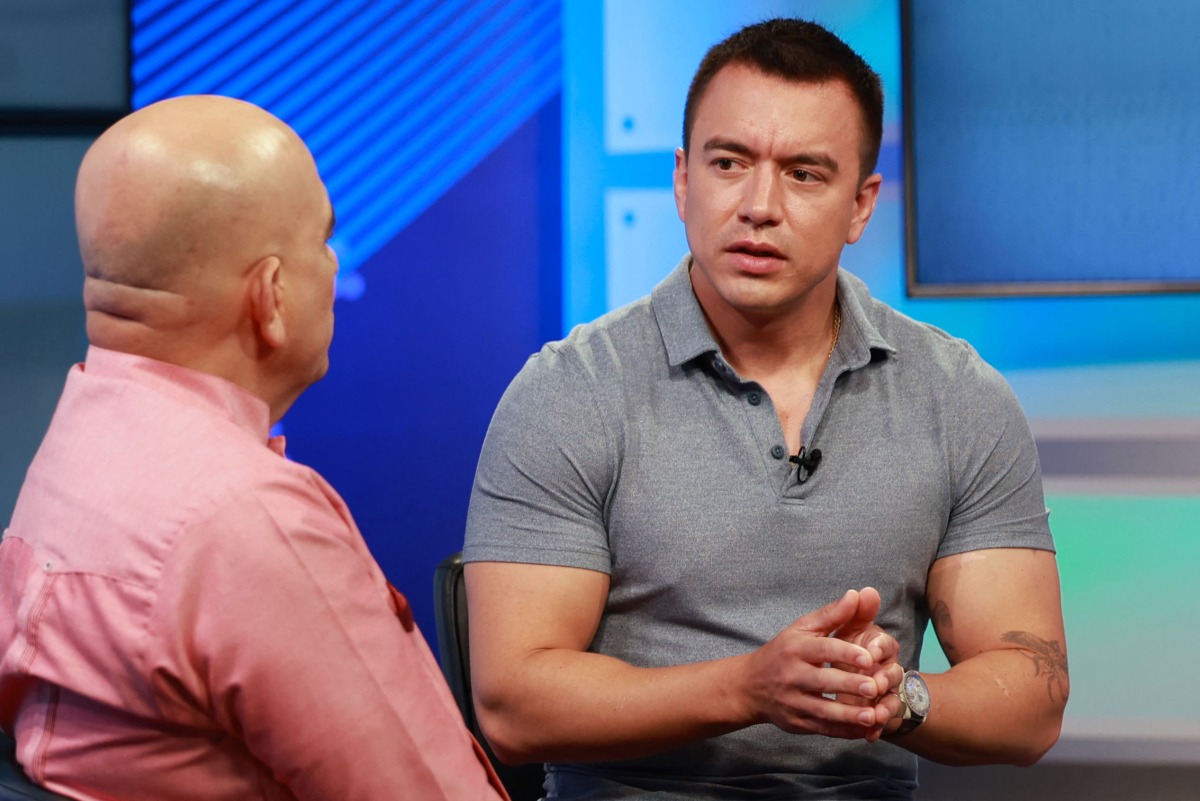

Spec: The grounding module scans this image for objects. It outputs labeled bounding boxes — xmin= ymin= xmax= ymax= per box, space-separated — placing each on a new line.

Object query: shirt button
xmin=747 ymin=392 xmax=761 ymax=406
xmin=770 ymin=444 xmax=786 ymax=459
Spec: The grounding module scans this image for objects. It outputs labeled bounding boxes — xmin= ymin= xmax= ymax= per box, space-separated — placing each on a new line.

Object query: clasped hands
xmin=742 ymin=587 xmax=906 ymax=742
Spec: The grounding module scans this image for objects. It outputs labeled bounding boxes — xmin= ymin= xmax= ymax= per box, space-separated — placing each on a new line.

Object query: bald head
xmin=77 ymin=95 xmax=339 ymax=421
xmin=79 ymin=95 xmax=311 ymax=306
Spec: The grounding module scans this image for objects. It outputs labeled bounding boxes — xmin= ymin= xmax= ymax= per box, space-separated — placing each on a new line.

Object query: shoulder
xmin=469 ymin=301 xmax=666 ymax=535
xmin=208 ymin=455 xmax=349 ymax=543
xmin=139 ymin=402 xmax=354 ymax=564
xmin=849 ymin=281 xmax=1013 ymax=403
xmin=501 ymin=295 xmax=663 ymax=417
xmin=531 ymin=297 xmax=660 ymax=380
xmin=837 ymin=275 xmax=1029 ymax=455
xmin=163 ymin=461 xmax=367 ymax=619
xmin=512 ymin=257 xmax=698 ymax=400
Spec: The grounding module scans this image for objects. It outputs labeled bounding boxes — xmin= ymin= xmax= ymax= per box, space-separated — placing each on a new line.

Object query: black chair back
xmin=433 ymin=551 xmax=547 ymax=801
xmin=0 ymin=732 xmax=73 ymax=801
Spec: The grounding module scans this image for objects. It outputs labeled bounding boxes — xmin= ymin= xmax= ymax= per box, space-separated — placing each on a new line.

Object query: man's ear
xmin=673 ymin=147 xmax=689 ymax=223
xmin=846 ymin=172 xmax=883 ymax=245
xmin=248 ymin=255 xmax=285 ymax=349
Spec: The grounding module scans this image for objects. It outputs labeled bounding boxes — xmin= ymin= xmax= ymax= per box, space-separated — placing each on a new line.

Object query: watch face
xmin=902 ymin=672 xmax=931 ymax=716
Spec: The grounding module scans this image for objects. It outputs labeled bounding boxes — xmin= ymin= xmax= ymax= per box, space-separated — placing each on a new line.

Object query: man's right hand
xmin=739 ymin=588 xmax=903 ymax=740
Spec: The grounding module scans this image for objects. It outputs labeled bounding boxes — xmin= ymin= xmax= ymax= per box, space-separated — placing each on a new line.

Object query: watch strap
xmin=894 ymin=708 xmax=923 ymax=736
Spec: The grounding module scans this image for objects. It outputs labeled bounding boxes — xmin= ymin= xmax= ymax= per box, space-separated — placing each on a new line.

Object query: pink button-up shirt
xmin=0 ymin=348 xmax=507 ymax=801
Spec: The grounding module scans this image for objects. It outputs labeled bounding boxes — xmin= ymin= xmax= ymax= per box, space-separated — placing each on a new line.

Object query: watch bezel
xmin=894 ymin=670 xmax=929 ymax=735
xmin=900 ymin=670 xmax=931 ymax=716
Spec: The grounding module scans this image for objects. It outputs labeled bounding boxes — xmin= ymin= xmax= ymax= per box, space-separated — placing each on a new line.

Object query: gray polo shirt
xmin=465 ymin=257 xmax=1053 ymax=800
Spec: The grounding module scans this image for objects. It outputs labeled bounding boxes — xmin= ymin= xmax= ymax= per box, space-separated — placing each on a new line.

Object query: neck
xmin=693 ymin=284 xmax=840 ymax=382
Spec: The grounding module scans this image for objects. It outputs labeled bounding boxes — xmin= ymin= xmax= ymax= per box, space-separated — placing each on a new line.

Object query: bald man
xmin=0 ymin=96 xmax=508 ymax=801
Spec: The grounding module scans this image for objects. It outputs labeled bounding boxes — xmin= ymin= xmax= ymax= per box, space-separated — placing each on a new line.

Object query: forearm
xmin=469 ymin=563 xmax=898 ymax=765
xmin=476 ymin=647 xmax=755 ymax=764
xmin=892 ymin=648 xmax=1068 ymax=766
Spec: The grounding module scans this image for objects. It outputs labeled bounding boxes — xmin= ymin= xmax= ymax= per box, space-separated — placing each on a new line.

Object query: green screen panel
xmin=921 ymin=494 xmax=1200 ymax=734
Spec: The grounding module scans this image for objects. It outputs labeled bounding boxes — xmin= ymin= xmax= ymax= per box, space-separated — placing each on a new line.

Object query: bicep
xmin=465 ymin=561 xmax=609 ymax=694
xmin=927 ymin=548 xmax=1067 ymax=693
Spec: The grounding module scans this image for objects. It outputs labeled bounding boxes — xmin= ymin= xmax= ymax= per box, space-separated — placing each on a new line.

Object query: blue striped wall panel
xmin=131 ymin=0 xmax=562 ymax=290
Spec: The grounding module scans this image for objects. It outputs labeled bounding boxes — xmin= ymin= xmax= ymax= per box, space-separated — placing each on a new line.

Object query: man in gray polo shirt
xmin=464 ymin=18 xmax=1068 ymax=800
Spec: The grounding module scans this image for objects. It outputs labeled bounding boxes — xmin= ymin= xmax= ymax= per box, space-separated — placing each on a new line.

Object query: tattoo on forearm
xmin=1002 ymin=631 xmax=1069 ymax=702
xmin=930 ymin=600 xmax=960 ymax=663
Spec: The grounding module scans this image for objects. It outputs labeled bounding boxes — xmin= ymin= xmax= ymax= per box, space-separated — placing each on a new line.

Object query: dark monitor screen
xmin=903 ymin=0 xmax=1200 ymax=296
xmin=0 ymin=0 xmax=129 ymax=307
xmin=0 ymin=0 xmax=129 ymax=121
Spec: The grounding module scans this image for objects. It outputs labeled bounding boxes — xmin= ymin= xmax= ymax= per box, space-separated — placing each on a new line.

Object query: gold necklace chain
xmin=828 ymin=303 xmax=842 ymax=360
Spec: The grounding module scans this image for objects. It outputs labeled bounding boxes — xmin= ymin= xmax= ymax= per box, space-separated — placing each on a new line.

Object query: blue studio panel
xmin=131 ymin=0 xmax=563 ymax=639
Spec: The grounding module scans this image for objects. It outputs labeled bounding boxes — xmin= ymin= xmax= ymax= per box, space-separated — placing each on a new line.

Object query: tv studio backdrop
xmin=1 ymin=0 xmax=1198 ymax=790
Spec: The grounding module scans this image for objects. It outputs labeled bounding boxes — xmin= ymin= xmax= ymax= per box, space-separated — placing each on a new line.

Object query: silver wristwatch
xmin=895 ymin=670 xmax=930 ymax=735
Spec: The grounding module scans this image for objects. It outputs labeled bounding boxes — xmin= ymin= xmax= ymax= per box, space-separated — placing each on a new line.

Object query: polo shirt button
xmin=747 ymin=392 xmax=761 ymax=406
xmin=770 ymin=444 xmax=786 ymax=459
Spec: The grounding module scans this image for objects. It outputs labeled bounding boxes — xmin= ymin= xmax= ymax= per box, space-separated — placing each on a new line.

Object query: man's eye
xmin=714 ymin=158 xmax=735 ymax=170
xmin=793 ymin=169 xmax=815 ymax=182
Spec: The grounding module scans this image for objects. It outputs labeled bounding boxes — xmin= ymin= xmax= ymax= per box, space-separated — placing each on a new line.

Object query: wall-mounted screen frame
xmin=902 ymin=0 xmax=1200 ymax=297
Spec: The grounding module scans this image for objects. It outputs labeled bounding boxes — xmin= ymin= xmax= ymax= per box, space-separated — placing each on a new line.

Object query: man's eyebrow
xmin=702 ymin=138 xmax=840 ymax=174
xmin=786 ymin=152 xmax=839 ymax=174
xmin=326 ymin=206 xmax=337 ymax=239
xmin=702 ymin=137 xmax=754 ymax=157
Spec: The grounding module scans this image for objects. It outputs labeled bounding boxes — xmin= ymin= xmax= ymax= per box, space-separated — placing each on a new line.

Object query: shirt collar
xmin=650 ymin=255 xmax=897 ymax=371
xmin=651 ymin=256 xmax=721 ymax=368
xmin=834 ymin=268 xmax=897 ymax=369
xmin=82 ymin=346 xmax=275 ymax=447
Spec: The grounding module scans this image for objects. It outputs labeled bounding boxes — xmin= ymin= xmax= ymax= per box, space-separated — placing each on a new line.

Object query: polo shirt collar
xmin=834 ymin=268 xmax=897 ymax=367
xmin=651 ymin=256 xmax=719 ymax=368
xmin=651 ymin=255 xmax=897 ymax=370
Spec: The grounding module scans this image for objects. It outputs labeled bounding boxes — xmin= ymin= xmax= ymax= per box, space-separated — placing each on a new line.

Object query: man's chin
xmin=305 ymin=355 xmax=331 ymax=387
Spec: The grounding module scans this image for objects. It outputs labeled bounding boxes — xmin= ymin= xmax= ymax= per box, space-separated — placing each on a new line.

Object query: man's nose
xmin=738 ymin=168 xmax=782 ymax=226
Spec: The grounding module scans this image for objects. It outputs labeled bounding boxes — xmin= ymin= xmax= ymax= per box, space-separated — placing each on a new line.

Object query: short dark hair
xmin=682 ymin=18 xmax=884 ymax=183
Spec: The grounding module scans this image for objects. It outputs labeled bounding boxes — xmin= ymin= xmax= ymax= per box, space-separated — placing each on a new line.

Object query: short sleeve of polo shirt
xmin=465 ymin=344 xmax=616 ymax=573
xmin=935 ymin=344 xmax=1053 ymax=559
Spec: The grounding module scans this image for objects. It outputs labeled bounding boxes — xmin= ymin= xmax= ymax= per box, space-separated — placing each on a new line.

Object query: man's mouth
xmin=729 ymin=241 xmax=784 ymax=259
